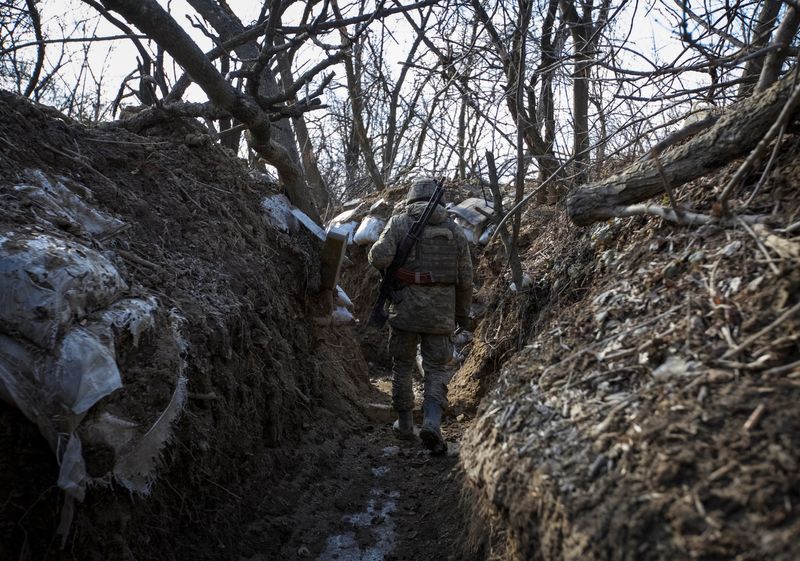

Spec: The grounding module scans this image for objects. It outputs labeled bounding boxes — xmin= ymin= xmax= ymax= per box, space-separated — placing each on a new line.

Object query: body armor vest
xmin=405 ymin=222 xmax=459 ymax=284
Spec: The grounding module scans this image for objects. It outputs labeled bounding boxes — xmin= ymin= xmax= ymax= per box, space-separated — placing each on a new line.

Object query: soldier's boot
xmin=419 ymin=400 xmax=447 ymax=455
xmin=392 ymin=410 xmax=417 ymax=440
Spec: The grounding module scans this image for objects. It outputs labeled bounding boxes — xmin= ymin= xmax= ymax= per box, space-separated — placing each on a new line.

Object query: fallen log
xmin=567 ymin=67 xmax=800 ymax=226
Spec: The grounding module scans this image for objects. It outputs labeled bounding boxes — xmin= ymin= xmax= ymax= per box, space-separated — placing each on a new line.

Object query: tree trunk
xmin=738 ymin=0 xmax=781 ymax=98
xmin=383 ymin=6 xmax=431 ymax=180
xmin=458 ymin=77 xmax=469 ymax=181
xmin=339 ymin=30 xmax=385 ymax=192
xmin=274 ymin=45 xmax=330 ymax=211
xmin=559 ymin=0 xmax=593 ymax=184
xmin=185 ymin=0 xmax=303 ymax=167
xmin=471 ymin=0 xmax=561 ymax=182
xmin=755 ymin=6 xmax=800 ymax=93
xmin=217 ymin=54 xmax=240 ymax=153
xmin=567 ymin=68 xmax=799 ymax=226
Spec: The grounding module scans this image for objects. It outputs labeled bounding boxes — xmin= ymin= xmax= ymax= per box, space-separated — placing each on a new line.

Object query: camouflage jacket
xmin=368 ymin=201 xmax=473 ymax=334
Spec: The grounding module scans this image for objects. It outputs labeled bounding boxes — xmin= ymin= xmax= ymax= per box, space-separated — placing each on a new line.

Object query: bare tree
xmin=90 ymin=0 xmax=332 ymax=220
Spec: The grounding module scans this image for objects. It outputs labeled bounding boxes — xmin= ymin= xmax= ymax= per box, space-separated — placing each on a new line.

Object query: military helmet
xmin=406 ymin=178 xmax=445 ymax=205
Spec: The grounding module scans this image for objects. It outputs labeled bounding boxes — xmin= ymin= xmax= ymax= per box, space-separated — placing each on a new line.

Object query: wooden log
xmin=567 ymin=67 xmax=800 ymax=226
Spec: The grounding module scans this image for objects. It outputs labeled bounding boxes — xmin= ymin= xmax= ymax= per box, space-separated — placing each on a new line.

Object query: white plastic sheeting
xmin=261 ymin=193 xmax=296 ymax=233
xmin=0 ymin=232 xmax=127 ymax=349
xmin=15 ymin=169 xmax=126 ymax=238
xmin=0 ymin=229 xmax=187 ymax=505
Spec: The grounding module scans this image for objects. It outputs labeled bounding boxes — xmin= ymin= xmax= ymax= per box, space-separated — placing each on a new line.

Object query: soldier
xmin=368 ymin=179 xmax=473 ymax=454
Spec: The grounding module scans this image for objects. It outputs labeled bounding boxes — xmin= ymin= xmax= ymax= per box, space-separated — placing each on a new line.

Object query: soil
xmin=460 ymin=138 xmax=800 ymax=560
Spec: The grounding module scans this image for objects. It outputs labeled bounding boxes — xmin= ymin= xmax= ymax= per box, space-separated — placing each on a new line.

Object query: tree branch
xmin=567 ymin=66 xmax=800 ymax=226
xmin=96 ymin=0 xmax=319 ymax=222
xmin=22 ymin=0 xmax=45 ymax=98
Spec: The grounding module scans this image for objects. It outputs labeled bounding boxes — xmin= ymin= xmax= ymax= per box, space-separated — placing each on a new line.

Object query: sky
xmin=2 ymin=0 xmax=759 ymax=180
xmin=26 ymin=1 xmax=693 ymax=109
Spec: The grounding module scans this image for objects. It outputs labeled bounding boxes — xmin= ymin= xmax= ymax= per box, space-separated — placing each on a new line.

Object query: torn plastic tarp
xmin=0 ymin=230 xmax=187 ymax=506
xmin=15 ymin=169 xmax=126 ymax=238
xmin=261 ymin=193 xmax=296 ymax=233
xmin=447 ymin=197 xmax=494 ymax=227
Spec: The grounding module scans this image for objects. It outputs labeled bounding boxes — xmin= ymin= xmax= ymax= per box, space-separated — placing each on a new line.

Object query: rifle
xmin=369 ymin=178 xmax=446 ymax=328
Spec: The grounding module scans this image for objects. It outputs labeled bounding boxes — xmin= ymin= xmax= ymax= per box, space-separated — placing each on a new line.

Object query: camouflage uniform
xmin=368 ymin=194 xmax=473 ymax=413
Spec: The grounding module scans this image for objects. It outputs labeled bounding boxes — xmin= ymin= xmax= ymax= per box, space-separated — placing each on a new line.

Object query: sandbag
xmin=353 ymin=215 xmax=386 ymax=246
xmin=0 ymin=232 xmax=127 ymax=349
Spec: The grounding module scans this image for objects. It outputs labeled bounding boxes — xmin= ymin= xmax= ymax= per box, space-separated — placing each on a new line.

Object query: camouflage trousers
xmin=389 ymin=327 xmax=452 ymax=412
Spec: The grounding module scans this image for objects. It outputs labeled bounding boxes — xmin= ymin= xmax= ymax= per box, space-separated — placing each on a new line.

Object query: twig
xmin=593 ymin=395 xmax=635 ymax=434
xmin=200 ymin=476 xmax=242 ymax=501
xmin=84 ymin=137 xmax=169 ymax=146
xmin=611 ymin=203 xmax=767 ymax=227
xmin=780 ymin=220 xmax=800 ymax=234
xmin=488 ymin=157 xmax=572 ymax=245
xmin=40 ymin=142 xmax=117 ymax=191
xmin=743 ymin=402 xmax=766 ymax=431
xmin=188 ymin=392 xmax=219 ymax=401
xmin=540 ymin=306 xmax=682 ymax=388
xmin=721 ymin=301 xmax=800 ymax=359
xmin=116 ymin=249 xmax=157 ymax=269
xmin=719 ymin=78 xmax=800 ymax=214
xmin=714 ymin=355 xmax=772 ymax=370
xmin=651 ymin=151 xmax=684 ymax=219
xmin=96 ymin=223 xmax=131 ymax=242
xmin=763 ymin=359 xmax=800 ymax=376
xmin=0 ymin=34 xmax=148 ymax=57
xmin=737 ymin=218 xmax=781 ymax=275
xmin=742 ymin=122 xmax=787 ymax=209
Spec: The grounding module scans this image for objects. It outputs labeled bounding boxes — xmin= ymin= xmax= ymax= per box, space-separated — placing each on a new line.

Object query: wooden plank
xmin=320 ymin=226 xmax=347 ymax=290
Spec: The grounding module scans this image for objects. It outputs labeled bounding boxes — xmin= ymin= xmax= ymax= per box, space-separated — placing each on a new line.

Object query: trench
xmin=0 ymin=90 xmax=499 ymax=561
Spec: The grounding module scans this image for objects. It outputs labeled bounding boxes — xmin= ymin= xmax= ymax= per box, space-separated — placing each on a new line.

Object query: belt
xmin=395 ymin=267 xmax=435 ymax=284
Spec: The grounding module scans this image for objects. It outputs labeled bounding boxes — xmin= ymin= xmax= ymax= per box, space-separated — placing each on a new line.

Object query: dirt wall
xmin=0 ymin=91 xmax=369 ymax=561
xmin=459 ymin=143 xmax=800 ymax=560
